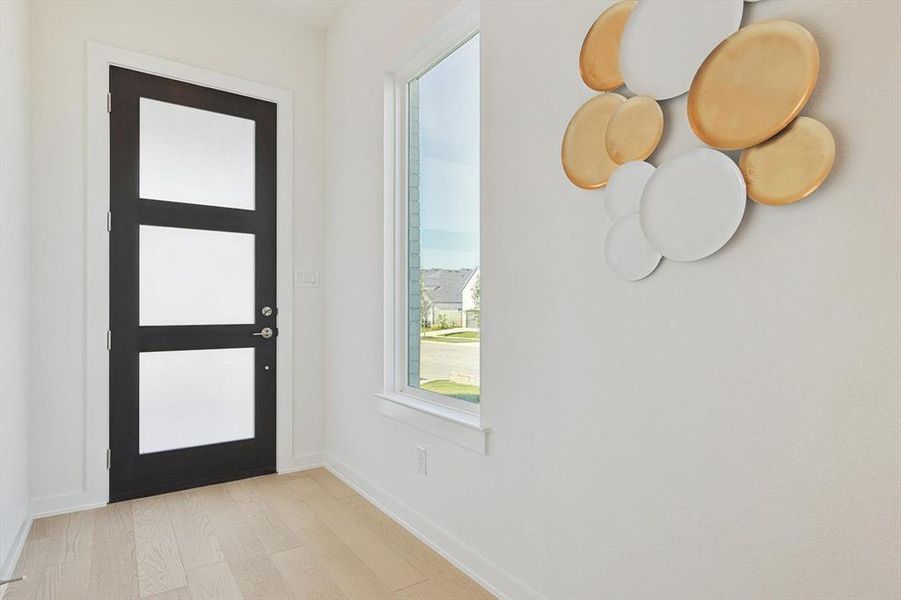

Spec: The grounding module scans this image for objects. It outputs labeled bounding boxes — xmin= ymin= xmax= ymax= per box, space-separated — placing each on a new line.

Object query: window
xmin=378 ymin=8 xmax=486 ymax=448
xmin=403 ymin=34 xmax=480 ymax=411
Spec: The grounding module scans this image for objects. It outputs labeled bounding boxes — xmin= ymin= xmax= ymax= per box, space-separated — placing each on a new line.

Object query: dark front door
xmin=109 ymin=66 xmax=277 ymax=502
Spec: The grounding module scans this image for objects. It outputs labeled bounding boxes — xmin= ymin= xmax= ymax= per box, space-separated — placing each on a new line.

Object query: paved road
xmin=419 ymin=339 xmax=479 ymax=383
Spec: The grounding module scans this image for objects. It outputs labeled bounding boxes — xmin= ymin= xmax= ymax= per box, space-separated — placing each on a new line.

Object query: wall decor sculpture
xmin=605 ymin=213 xmax=662 ymax=281
xmin=618 ymin=0 xmax=744 ymax=100
xmin=739 ymin=116 xmax=836 ymax=206
xmin=579 ymin=0 xmax=636 ymax=91
xmin=562 ymin=93 xmax=625 ymax=189
xmin=564 ymin=0 xmax=836 ymax=281
xmin=640 ymin=149 xmax=747 ymax=262
xmin=688 ymin=19 xmax=820 ymax=150
xmin=605 ymin=96 xmax=664 ymax=164
xmin=605 ymin=160 xmax=654 ymax=220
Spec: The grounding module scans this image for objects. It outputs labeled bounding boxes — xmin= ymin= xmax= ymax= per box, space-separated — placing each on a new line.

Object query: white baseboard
xmin=29 ymin=491 xmax=108 ymax=519
xmin=29 ymin=450 xmax=326 ymax=517
xmin=278 ymin=451 xmax=325 ymax=474
xmin=1 ymin=506 xmax=32 ymax=581
xmin=324 ymin=455 xmax=542 ymax=600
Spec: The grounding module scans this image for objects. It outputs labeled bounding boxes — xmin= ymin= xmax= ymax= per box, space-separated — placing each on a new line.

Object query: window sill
xmin=374 ymin=392 xmax=489 ymax=454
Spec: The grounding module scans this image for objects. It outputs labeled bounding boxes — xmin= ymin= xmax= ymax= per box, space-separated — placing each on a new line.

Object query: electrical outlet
xmin=416 ymin=447 xmax=428 ymax=476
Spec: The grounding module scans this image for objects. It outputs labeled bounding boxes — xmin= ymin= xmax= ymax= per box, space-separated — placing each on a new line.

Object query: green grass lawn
xmin=421 ymin=330 xmax=480 ymax=343
xmin=443 ymin=331 xmax=479 ymax=339
xmin=421 ymin=380 xmax=480 ymax=403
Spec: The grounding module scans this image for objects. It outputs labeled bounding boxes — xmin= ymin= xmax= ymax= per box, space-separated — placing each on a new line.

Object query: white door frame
xmin=80 ymin=42 xmax=294 ymax=510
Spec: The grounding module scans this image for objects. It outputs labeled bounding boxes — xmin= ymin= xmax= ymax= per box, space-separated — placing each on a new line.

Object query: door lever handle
xmin=252 ymin=327 xmax=274 ymax=339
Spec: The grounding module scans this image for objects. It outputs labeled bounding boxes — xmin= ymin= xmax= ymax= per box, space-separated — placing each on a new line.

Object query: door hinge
xmin=106 ymin=211 xmax=112 ymax=232
xmin=106 ymin=330 xmax=112 ymax=351
xmin=106 ymin=448 xmax=111 ymax=470
xmin=107 ymin=92 xmax=112 ymax=113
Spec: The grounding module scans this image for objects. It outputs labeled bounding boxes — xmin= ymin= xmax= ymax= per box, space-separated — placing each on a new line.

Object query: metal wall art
xmin=579 ymin=0 xmax=636 ymax=92
xmin=739 ymin=116 xmax=836 ymax=205
xmin=688 ymin=19 xmax=820 ymax=150
xmin=618 ymin=0 xmax=744 ymax=100
xmin=604 ymin=213 xmax=662 ymax=281
xmin=605 ymin=96 xmax=664 ymax=164
xmin=563 ymin=0 xmax=837 ymax=281
xmin=640 ymin=148 xmax=747 ymax=262
xmin=605 ymin=161 xmax=654 ymax=220
xmin=562 ymin=93 xmax=625 ymax=189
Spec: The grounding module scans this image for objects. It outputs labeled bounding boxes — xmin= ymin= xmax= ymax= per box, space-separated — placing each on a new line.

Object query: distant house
xmin=422 ymin=267 xmax=480 ymax=328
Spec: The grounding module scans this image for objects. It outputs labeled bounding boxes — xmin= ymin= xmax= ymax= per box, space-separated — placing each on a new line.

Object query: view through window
xmin=407 ymin=34 xmax=480 ymax=404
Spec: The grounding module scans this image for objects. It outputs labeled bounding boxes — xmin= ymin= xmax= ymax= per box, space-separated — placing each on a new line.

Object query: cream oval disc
xmin=640 ymin=148 xmax=747 ymax=261
xmin=619 ymin=0 xmax=744 ymax=100
xmin=605 ymin=161 xmax=655 ymax=221
xmin=605 ymin=213 xmax=662 ymax=281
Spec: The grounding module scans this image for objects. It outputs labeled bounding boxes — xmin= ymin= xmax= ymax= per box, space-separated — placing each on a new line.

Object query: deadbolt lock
xmin=253 ymin=327 xmax=274 ymax=339
xmin=261 ymin=306 xmax=273 ymax=317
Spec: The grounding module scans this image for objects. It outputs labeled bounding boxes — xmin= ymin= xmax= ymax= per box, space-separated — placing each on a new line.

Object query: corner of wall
xmin=324 ymin=455 xmax=544 ymax=600
xmin=0 ymin=0 xmax=33 ymax=579
xmin=0 ymin=505 xmax=31 ymax=581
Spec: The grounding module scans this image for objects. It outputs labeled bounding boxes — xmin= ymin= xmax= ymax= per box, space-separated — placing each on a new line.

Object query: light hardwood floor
xmin=3 ymin=469 xmax=493 ymax=600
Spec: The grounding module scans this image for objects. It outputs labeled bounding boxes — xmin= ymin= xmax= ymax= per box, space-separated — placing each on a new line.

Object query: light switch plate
xmin=294 ymin=270 xmax=319 ymax=288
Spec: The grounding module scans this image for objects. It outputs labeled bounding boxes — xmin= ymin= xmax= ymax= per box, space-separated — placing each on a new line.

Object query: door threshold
xmin=109 ymin=465 xmax=276 ymax=502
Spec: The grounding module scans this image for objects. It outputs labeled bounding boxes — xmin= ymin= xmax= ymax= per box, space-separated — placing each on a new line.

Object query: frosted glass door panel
xmin=140 ymin=225 xmax=255 ymax=326
xmin=139 ymin=98 xmax=255 ymax=209
xmin=139 ymin=348 xmax=255 ymax=454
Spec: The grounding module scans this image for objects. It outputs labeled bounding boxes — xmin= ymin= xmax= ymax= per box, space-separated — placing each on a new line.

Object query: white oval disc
xmin=619 ymin=0 xmax=744 ymax=100
xmin=606 ymin=161 xmax=655 ymax=221
xmin=639 ymin=148 xmax=746 ymax=262
xmin=605 ymin=213 xmax=662 ymax=281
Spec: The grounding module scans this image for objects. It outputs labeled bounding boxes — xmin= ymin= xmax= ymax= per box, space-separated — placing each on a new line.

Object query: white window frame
xmin=377 ymin=2 xmax=488 ymax=453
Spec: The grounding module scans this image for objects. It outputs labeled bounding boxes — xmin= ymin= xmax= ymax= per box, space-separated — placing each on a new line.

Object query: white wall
xmin=0 ymin=0 xmax=32 ymax=575
xmin=28 ymin=1 xmax=327 ymax=507
xmin=324 ymin=1 xmax=901 ymax=597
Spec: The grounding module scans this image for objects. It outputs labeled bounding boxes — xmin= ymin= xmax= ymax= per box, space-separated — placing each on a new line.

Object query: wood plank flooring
xmin=3 ymin=469 xmax=493 ymax=600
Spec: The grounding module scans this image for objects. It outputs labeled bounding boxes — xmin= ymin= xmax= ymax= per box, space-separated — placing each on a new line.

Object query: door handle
xmin=252 ymin=327 xmax=274 ymax=339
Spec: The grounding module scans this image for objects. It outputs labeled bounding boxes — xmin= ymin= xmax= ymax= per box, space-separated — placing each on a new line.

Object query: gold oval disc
xmin=579 ymin=0 xmax=636 ymax=92
xmin=562 ymin=93 xmax=626 ymax=189
xmin=605 ymin=96 xmax=664 ymax=164
xmin=688 ymin=20 xmax=819 ymax=150
xmin=739 ymin=116 xmax=835 ymax=206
